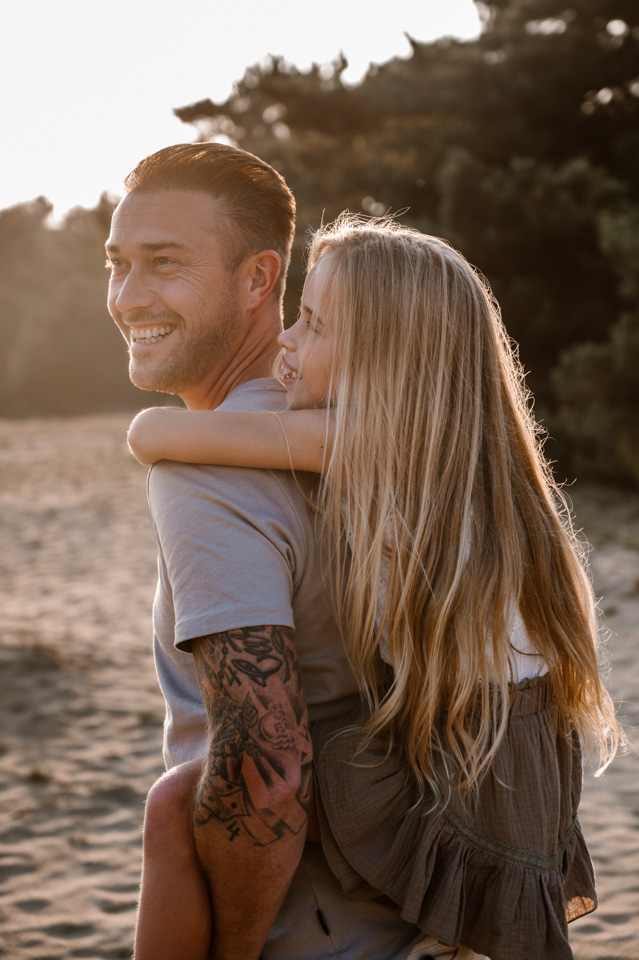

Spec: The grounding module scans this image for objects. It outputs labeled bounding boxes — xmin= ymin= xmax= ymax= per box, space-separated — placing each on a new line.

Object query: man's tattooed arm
xmin=191 ymin=624 xmax=312 ymax=845
xmin=189 ymin=625 xmax=312 ymax=960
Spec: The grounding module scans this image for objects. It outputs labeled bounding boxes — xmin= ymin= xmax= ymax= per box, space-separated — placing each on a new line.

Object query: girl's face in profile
xmin=277 ymin=257 xmax=336 ymax=410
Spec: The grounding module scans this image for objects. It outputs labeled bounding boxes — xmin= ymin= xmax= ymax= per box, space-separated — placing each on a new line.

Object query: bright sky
xmin=1 ymin=0 xmax=481 ymax=219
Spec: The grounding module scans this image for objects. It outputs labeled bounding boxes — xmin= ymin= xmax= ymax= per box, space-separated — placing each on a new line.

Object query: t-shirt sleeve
xmin=148 ymin=460 xmax=306 ymax=651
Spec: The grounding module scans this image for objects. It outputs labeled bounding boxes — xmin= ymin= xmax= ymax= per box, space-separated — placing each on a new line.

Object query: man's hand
xmin=190 ymin=625 xmax=311 ymax=960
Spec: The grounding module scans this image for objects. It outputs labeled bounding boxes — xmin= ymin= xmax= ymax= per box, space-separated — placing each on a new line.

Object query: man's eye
xmin=156 ymin=257 xmax=172 ymax=266
xmin=106 ymin=258 xmax=123 ymax=270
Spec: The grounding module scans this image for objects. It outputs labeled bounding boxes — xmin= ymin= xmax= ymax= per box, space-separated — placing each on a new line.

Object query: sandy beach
xmin=0 ymin=414 xmax=637 ymax=960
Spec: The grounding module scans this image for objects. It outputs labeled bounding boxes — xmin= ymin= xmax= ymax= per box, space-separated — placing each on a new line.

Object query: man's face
xmin=106 ymin=190 xmax=242 ymax=398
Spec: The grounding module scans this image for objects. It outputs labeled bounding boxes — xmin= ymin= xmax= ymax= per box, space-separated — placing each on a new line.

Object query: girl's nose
xmin=277 ymin=319 xmax=299 ymax=351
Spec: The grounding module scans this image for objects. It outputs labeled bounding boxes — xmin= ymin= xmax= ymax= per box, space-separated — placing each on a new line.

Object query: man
xmin=106 ymin=144 xmax=422 ymax=960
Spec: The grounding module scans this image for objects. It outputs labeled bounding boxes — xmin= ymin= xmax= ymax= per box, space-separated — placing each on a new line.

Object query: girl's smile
xmin=280 ymin=355 xmax=301 ymax=386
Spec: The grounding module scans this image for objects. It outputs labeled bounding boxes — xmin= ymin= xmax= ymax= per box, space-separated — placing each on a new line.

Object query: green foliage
xmin=438 ymin=151 xmax=625 ymax=398
xmin=552 ymin=310 xmax=639 ymax=484
xmin=552 ymin=206 xmax=639 ymax=483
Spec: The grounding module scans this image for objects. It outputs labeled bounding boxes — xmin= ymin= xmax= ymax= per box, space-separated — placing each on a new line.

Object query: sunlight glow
xmin=1 ymin=0 xmax=481 ymax=217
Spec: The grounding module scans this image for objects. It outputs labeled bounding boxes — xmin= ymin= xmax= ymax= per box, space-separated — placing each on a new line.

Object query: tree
xmin=1 ymin=0 xmax=637 ymax=484
xmin=553 ymin=206 xmax=639 ymax=483
xmin=172 ymin=0 xmax=638 ymax=481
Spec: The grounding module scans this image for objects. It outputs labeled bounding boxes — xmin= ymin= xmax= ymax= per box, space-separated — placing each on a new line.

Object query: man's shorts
xmin=262 ymin=843 xmax=476 ymax=960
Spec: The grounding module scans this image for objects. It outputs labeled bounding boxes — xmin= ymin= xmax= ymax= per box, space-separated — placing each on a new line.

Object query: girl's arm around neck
xmin=127 ymin=406 xmax=333 ymax=474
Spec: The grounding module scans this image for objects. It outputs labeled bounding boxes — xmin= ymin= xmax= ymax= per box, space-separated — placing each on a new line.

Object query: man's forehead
xmin=107 ymin=189 xmax=224 ymax=247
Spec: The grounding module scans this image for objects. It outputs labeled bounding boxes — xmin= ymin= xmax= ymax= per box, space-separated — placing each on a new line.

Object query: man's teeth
xmin=132 ymin=326 xmax=174 ymax=343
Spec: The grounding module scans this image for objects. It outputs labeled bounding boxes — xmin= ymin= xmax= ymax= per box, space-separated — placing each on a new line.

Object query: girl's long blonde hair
xmin=306 ymin=213 xmax=619 ymax=798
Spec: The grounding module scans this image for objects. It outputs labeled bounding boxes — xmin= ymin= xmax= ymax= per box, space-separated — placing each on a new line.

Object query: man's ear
xmin=241 ymin=250 xmax=282 ymax=309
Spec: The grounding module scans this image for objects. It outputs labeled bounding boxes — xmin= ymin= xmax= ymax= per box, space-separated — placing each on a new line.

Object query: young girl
xmin=128 ymin=215 xmax=619 ymax=960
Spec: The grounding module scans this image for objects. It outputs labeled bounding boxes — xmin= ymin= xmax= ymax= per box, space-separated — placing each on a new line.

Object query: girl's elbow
xmin=128 ymin=406 xmax=183 ymax=464
xmin=127 ymin=412 xmax=160 ymax=465
xmin=127 ymin=441 xmax=155 ymax=466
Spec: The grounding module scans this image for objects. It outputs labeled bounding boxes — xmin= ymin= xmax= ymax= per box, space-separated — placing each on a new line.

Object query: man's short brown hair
xmin=124 ymin=143 xmax=296 ymax=301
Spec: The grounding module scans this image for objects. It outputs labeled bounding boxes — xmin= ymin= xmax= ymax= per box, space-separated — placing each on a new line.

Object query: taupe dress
xmin=311 ymin=675 xmax=595 ymax=960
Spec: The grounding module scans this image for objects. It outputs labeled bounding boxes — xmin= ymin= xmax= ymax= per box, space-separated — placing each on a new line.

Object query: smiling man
xmin=107 ymin=154 xmax=289 ymax=407
xmin=106 ymin=144 xmax=424 ymax=960
xmin=107 ymin=145 xmax=322 ymax=960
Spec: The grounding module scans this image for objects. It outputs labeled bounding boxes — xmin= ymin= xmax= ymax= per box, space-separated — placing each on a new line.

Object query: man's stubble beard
xmin=129 ymin=284 xmax=242 ymax=396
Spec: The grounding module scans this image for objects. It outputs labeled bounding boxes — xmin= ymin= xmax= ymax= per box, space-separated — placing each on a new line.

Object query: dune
xmin=0 ymin=415 xmax=637 ymax=959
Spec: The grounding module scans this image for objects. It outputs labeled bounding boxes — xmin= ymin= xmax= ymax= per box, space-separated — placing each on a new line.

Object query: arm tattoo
xmin=192 ymin=625 xmax=312 ymax=846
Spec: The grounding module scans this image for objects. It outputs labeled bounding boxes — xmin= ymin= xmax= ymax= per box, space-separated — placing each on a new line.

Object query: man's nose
xmin=111 ymin=266 xmax=155 ymax=315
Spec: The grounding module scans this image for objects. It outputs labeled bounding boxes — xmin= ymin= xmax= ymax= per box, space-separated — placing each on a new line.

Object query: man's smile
xmin=130 ymin=325 xmax=177 ymax=345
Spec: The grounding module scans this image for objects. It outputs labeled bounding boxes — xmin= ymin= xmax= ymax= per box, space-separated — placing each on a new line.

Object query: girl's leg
xmin=134 ymin=758 xmax=212 ymax=960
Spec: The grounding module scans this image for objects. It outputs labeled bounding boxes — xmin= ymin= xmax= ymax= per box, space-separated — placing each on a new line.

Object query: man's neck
xmin=183 ymin=355 xmax=275 ymax=411
xmin=181 ymin=321 xmax=280 ymax=411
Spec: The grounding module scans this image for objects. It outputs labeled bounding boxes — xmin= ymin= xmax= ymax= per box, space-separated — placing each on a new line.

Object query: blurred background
xmin=1 ymin=0 xmax=638 ymax=486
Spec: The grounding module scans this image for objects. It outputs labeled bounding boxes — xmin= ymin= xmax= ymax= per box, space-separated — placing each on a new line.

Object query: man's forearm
xmin=190 ymin=625 xmax=312 ymax=960
xmin=193 ymin=782 xmax=308 ymax=960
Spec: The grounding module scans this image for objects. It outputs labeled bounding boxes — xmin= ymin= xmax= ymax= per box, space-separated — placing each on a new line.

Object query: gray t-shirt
xmin=148 ymin=378 xmax=359 ymax=769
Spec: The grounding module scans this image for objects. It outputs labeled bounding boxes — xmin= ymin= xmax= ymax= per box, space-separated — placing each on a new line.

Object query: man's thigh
xmin=262 ymin=843 xmax=421 ymax=960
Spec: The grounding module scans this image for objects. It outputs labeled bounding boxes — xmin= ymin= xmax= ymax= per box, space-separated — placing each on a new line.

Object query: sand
xmin=0 ymin=414 xmax=637 ymax=960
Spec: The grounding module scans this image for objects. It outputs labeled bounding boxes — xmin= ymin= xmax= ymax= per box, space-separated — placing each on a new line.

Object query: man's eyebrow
xmin=105 ymin=241 xmax=188 ymax=253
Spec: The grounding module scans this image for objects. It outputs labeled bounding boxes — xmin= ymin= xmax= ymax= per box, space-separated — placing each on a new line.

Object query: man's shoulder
xmin=156 ymin=464 xmax=315 ymax=531
xmin=149 ymin=456 xmax=306 ymax=503
xmin=218 ymin=377 xmax=288 ymax=414
xmin=148 ymin=377 xmax=315 ymax=536
xmin=148 ymin=463 xmax=313 ymax=573
xmin=148 ymin=378 xmax=313 ymax=524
